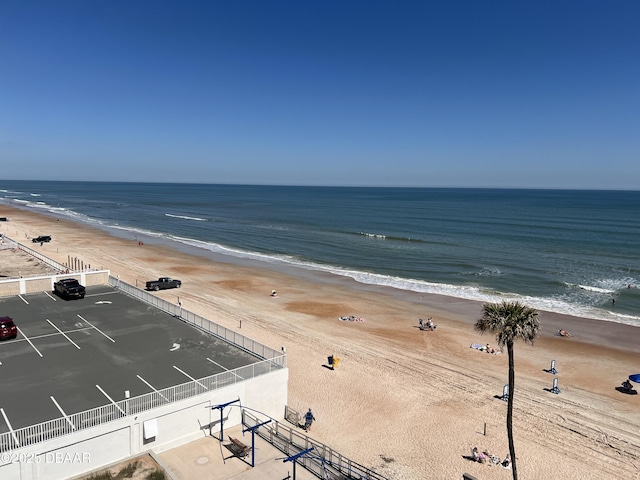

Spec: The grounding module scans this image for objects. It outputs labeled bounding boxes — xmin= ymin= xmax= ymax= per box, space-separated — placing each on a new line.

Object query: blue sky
xmin=1 ymin=1 xmax=638 ymax=189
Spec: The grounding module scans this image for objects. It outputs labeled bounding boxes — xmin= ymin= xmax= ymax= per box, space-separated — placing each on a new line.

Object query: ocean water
xmin=1 ymin=181 xmax=639 ymax=326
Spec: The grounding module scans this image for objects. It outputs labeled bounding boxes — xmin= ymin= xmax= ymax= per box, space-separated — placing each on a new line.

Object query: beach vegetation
xmin=475 ymin=300 xmax=539 ymax=480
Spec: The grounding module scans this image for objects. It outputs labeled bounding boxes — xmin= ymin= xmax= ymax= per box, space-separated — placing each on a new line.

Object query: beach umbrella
xmin=629 ymin=374 xmax=640 ymax=383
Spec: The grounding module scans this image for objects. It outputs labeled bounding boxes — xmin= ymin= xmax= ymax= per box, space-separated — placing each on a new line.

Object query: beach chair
xmin=550 ymin=377 xmax=561 ymax=394
xmin=548 ymin=359 xmax=558 ymax=375
xmin=500 ymin=384 xmax=509 ymax=401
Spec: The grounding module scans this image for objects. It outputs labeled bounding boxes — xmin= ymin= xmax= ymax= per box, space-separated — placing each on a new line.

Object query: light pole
xmin=209 ymin=399 xmax=240 ymax=441
xmin=283 ymin=448 xmax=314 ymax=480
xmin=243 ymin=419 xmax=271 ymax=467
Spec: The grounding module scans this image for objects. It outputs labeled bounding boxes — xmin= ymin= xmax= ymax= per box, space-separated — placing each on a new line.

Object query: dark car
xmin=0 ymin=316 xmax=17 ymax=340
xmin=32 ymin=235 xmax=52 ymax=243
xmin=53 ymin=278 xmax=86 ymax=299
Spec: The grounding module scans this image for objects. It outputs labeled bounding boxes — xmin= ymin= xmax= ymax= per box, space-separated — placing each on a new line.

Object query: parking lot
xmin=0 ymin=286 xmax=261 ymax=433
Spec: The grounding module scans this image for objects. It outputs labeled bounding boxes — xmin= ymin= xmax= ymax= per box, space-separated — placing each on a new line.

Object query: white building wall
xmin=0 ymin=368 xmax=287 ymax=480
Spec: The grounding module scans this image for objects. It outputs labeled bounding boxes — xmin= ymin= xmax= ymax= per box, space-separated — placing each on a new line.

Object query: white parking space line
xmin=136 ymin=375 xmax=169 ymax=402
xmin=46 ymin=319 xmax=81 ymax=350
xmin=0 ymin=407 xmax=20 ymax=447
xmin=44 ymin=291 xmax=57 ymax=301
xmin=5 ymin=327 xmax=93 ymax=346
xmin=50 ymin=396 xmax=75 ymax=430
xmin=173 ymin=366 xmax=208 ymax=389
xmin=87 ymin=291 xmax=119 ymax=298
xmin=18 ymin=295 xmax=29 ymax=304
xmin=206 ymin=358 xmax=243 ymax=380
xmin=16 ymin=327 xmax=43 ymax=357
xmin=206 ymin=357 xmax=228 ymax=370
xmin=77 ymin=315 xmax=115 ymax=343
xmin=95 ymin=385 xmax=126 ymax=415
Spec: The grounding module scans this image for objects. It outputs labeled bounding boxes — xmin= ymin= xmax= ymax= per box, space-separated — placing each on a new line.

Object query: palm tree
xmin=475 ymin=301 xmax=539 ymax=480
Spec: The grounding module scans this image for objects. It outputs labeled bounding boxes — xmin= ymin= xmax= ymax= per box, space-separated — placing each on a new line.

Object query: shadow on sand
xmin=615 ymin=386 xmax=637 ymax=395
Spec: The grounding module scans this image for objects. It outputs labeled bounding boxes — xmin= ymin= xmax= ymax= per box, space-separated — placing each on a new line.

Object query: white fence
xmin=0 ymin=242 xmax=286 ymax=454
xmin=3 ymin=235 xmax=67 ymax=271
xmin=0 ymin=359 xmax=283 ymax=454
xmin=110 ymin=276 xmax=286 ymax=363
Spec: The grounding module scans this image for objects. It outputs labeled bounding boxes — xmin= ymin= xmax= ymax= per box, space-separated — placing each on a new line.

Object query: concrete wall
xmin=0 ymin=281 xmax=20 ymax=297
xmin=0 ymin=368 xmax=288 ymax=480
xmin=0 ymin=271 xmax=109 ymax=297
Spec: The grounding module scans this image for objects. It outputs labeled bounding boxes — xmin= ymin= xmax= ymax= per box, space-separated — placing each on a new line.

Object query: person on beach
xmin=501 ymin=454 xmax=511 ymax=469
xmin=558 ymin=329 xmax=572 ymax=337
xmin=472 ymin=447 xmax=487 ymax=463
xmin=621 ymin=379 xmax=635 ymax=393
xmin=471 ymin=447 xmax=480 ymax=462
xmin=303 ymin=408 xmax=316 ymax=432
xmin=419 ymin=318 xmax=423 ymax=328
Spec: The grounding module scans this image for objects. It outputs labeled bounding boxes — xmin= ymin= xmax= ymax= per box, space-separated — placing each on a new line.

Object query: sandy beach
xmin=1 ymin=204 xmax=639 ymax=480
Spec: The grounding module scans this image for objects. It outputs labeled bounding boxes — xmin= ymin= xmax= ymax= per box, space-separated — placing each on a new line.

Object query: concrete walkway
xmin=158 ymin=424 xmax=316 ymax=480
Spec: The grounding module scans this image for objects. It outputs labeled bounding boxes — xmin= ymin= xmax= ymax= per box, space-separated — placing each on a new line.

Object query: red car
xmin=0 ymin=316 xmax=17 ymax=340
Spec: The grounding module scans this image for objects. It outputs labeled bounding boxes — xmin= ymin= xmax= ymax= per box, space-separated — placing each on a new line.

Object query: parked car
xmin=0 ymin=316 xmax=17 ymax=340
xmin=53 ymin=278 xmax=86 ymax=299
xmin=32 ymin=235 xmax=52 ymax=243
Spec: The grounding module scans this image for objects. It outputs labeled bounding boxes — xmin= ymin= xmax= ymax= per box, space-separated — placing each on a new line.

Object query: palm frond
xmin=475 ymin=301 xmax=539 ymax=348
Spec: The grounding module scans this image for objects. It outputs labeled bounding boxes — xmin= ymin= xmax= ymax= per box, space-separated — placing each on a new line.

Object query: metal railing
xmin=4 ymin=236 xmax=68 ymax=272
xmin=6 ymin=234 xmax=285 ymax=363
xmin=0 ymin=358 xmax=284 ymax=453
xmin=0 ymin=236 xmax=17 ymax=249
xmin=243 ymin=410 xmax=388 ymax=480
xmin=0 ymin=242 xmax=287 ymax=453
xmin=110 ymin=277 xmax=286 ymax=364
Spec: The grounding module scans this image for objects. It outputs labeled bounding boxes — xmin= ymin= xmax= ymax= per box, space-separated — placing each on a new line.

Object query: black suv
xmin=32 ymin=235 xmax=52 ymax=243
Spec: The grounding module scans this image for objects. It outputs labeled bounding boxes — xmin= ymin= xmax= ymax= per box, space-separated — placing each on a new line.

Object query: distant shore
xmin=1 ymin=203 xmax=639 ymax=480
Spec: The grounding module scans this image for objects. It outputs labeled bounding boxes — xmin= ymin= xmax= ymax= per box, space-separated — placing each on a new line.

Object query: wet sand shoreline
xmin=1 ymin=203 xmax=639 ymax=480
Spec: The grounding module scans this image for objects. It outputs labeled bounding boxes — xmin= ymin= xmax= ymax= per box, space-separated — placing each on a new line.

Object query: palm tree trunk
xmin=507 ymin=341 xmax=518 ymax=480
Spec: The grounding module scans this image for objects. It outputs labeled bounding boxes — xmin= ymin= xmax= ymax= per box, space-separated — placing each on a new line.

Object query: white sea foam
xmin=359 ymin=232 xmax=386 ymax=239
xmin=467 ymin=267 xmax=502 ymax=278
xmin=578 ymin=284 xmax=615 ymax=294
xmin=110 ymin=224 xmax=169 ymax=238
xmin=157 ymin=234 xmax=640 ymax=326
xmin=165 ymin=213 xmax=207 ymax=221
xmin=255 ymin=224 xmax=289 ymax=231
xmin=170 ymin=235 xmax=292 ymax=263
xmin=56 ymin=215 xmax=640 ymax=328
xmin=4 ymin=194 xmax=639 ymax=328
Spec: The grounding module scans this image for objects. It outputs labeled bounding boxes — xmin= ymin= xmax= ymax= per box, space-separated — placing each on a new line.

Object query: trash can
xmin=328 ymin=355 xmax=334 ymax=366
xmin=332 ymin=358 xmax=340 ymax=369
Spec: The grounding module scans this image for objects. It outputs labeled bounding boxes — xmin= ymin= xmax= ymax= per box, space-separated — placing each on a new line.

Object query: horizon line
xmin=0 ymin=179 xmax=639 ymax=193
